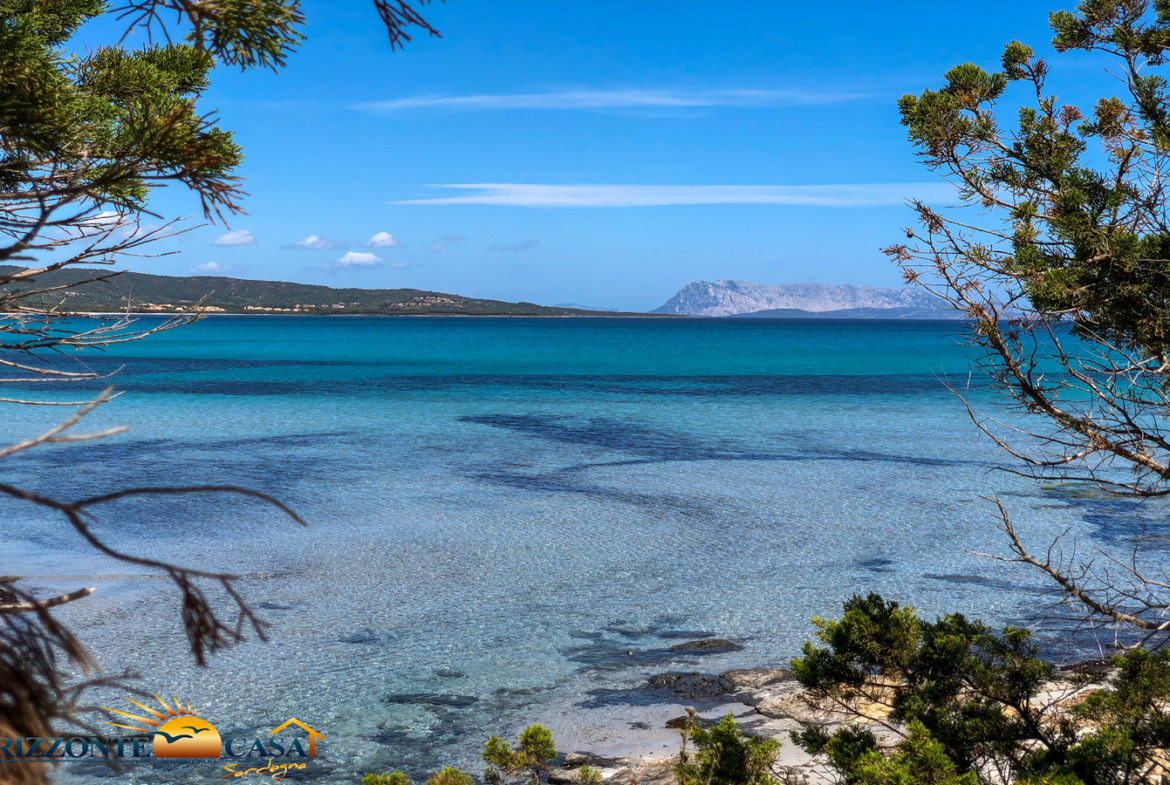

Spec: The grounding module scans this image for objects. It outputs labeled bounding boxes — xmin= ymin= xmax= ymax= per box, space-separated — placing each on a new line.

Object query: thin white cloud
xmin=395 ymin=183 xmax=957 ymax=208
xmin=118 ymin=222 xmax=159 ymax=241
xmin=333 ymin=251 xmax=382 ymax=268
xmin=192 ymin=261 xmax=231 ymax=274
xmin=285 ymin=234 xmax=345 ymax=250
xmin=365 ymin=231 xmax=400 ymax=248
xmin=213 ymin=229 xmax=257 ymax=246
xmin=355 ymin=88 xmax=870 ymax=114
xmin=428 ymin=233 xmax=466 ymax=252
xmin=487 ymin=240 xmax=541 ymax=252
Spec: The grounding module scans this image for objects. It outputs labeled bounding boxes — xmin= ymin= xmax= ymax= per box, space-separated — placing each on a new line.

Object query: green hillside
xmin=0 ymin=267 xmax=655 ymax=317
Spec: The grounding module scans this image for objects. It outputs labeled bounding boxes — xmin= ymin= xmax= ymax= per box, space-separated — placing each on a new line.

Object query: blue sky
xmin=78 ymin=1 xmax=1108 ymax=311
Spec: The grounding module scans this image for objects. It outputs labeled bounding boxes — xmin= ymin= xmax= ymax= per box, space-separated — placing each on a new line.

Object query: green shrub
xmin=484 ymin=724 xmax=558 ymax=785
xmin=792 ymin=593 xmax=1170 ymax=785
xmin=674 ymin=711 xmax=780 ymax=785
xmin=850 ymin=721 xmax=977 ymax=785
xmin=427 ymin=767 xmax=475 ymax=785
xmin=571 ymin=765 xmax=604 ymax=785
xmin=363 ymin=774 xmax=413 ymax=785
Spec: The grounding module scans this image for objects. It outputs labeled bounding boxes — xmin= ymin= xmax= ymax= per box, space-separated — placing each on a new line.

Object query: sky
xmin=72 ymin=1 xmax=1115 ymax=311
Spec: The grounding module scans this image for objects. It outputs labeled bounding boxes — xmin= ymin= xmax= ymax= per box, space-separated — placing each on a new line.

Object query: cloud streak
xmin=428 ymin=233 xmax=466 ymax=252
xmin=395 ymin=183 xmax=956 ymax=208
xmin=488 ymin=240 xmax=541 ymax=251
xmin=192 ymin=261 xmax=231 ymax=274
xmin=355 ymin=88 xmax=870 ymax=114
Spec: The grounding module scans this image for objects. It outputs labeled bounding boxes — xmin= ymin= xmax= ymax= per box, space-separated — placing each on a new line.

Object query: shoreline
xmin=552 ymin=666 xmax=840 ymax=785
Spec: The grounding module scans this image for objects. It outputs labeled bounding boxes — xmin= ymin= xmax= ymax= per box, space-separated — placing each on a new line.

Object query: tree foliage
xmin=674 ymin=710 xmax=781 ymax=785
xmin=887 ymin=0 xmax=1170 ymax=637
xmin=0 ymin=2 xmax=440 ymax=783
xmin=362 ymin=768 xmax=475 ymax=785
xmin=793 ymin=594 xmax=1170 ymax=785
xmin=364 ymin=774 xmax=415 ymax=785
xmin=483 ymin=724 xmax=559 ymax=785
xmin=427 ymin=767 xmax=477 ymax=785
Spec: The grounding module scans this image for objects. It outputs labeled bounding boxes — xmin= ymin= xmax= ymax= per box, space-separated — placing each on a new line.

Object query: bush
xmin=674 ymin=711 xmax=780 ymax=785
xmin=571 ymin=765 xmax=604 ymax=785
xmin=484 ymin=724 xmax=558 ymax=785
xmin=363 ymin=774 xmax=413 ymax=785
xmin=792 ymin=593 xmax=1170 ymax=785
xmin=427 ymin=768 xmax=475 ymax=785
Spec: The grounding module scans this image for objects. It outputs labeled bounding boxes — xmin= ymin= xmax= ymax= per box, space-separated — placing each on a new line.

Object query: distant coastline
xmin=3 ymin=267 xmax=974 ymax=320
xmin=0 ymin=265 xmax=661 ymax=318
xmin=72 ymin=311 xmax=683 ymax=318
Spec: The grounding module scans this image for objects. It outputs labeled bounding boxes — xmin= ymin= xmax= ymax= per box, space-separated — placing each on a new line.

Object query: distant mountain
xmin=652 ymin=280 xmax=933 ymax=317
xmin=0 ymin=267 xmax=659 ymax=317
xmin=728 ymin=306 xmax=966 ymax=320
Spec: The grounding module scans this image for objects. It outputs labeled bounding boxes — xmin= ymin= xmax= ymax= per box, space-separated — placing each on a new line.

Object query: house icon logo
xmin=269 ymin=719 xmax=325 ymax=756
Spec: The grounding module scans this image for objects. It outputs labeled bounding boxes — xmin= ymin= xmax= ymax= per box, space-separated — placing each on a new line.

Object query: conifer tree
xmin=888 ymin=0 xmax=1170 ymax=640
xmin=0 ymin=3 xmax=439 ymax=782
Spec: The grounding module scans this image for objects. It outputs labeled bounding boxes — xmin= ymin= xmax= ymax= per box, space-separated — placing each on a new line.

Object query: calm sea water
xmin=2 ymin=316 xmax=1153 ymax=783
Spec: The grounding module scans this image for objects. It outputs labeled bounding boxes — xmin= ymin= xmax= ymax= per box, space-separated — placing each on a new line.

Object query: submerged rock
xmin=669 ymin=639 xmax=743 ymax=653
xmin=647 ymin=672 xmax=723 ymax=699
xmin=339 ymin=628 xmax=382 ymax=644
xmin=655 ymin=630 xmax=716 ymax=640
xmin=383 ymin=693 xmax=479 ymax=709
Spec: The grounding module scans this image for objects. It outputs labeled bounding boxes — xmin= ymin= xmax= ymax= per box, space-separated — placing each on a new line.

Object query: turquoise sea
xmin=2 ymin=316 xmax=1152 ymax=782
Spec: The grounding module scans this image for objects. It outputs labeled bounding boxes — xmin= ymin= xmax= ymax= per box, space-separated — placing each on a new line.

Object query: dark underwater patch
xmin=383 ymin=693 xmax=480 ymax=709
xmin=460 ymin=413 xmax=973 ymax=470
xmin=923 ymin=573 xmax=1038 ymax=593
xmin=7 ymin=372 xmax=965 ymax=400
xmin=338 ymin=628 xmax=385 ymax=645
xmin=857 ymin=557 xmax=896 ymax=573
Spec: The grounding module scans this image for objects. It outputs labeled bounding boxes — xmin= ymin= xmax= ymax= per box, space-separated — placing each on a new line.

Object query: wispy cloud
xmin=284 ymin=234 xmax=345 ymax=250
xmin=355 ymin=88 xmax=870 ymax=114
xmin=428 ymin=233 xmax=466 ymax=252
xmin=395 ymin=183 xmax=956 ymax=208
xmin=366 ymin=231 xmax=400 ymax=248
xmin=192 ymin=261 xmax=231 ymax=275
xmin=213 ymin=229 xmax=257 ymax=246
xmin=487 ymin=240 xmax=541 ymax=251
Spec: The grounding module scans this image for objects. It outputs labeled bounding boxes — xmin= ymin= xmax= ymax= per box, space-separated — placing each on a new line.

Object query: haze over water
xmin=3 ymin=316 xmax=1144 ymax=783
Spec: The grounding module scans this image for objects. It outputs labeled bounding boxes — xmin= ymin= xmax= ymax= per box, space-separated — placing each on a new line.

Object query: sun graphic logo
xmin=102 ymin=694 xmax=222 ymax=758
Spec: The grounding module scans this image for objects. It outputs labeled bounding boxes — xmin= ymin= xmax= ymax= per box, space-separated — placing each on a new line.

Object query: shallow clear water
xmin=2 ymin=316 xmax=1158 ymax=783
